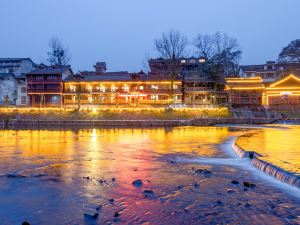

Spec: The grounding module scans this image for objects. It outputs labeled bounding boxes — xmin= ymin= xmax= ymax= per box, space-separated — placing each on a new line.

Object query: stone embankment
xmin=0 ymin=118 xmax=277 ymax=128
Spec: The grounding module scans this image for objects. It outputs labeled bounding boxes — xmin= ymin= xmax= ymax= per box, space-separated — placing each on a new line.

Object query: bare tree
xmin=47 ymin=37 xmax=71 ymax=66
xmin=278 ymin=39 xmax=300 ymax=63
xmin=194 ymin=32 xmax=242 ymax=76
xmin=194 ymin=32 xmax=241 ymax=105
xmin=154 ymin=30 xmax=188 ymax=104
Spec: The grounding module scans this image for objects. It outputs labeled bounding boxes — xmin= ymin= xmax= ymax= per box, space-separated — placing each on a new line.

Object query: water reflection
xmin=0 ymin=127 xmax=299 ymax=224
xmin=236 ymin=126 xmax=300 ymax=175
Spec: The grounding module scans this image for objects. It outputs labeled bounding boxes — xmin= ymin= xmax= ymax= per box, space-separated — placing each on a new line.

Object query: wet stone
xmin=114 ymin=212 xmax=120 ymax=217
xmin=6 ymin=173 xmax=26 ymax=178
xmin=22 ymin=222 xmax=31 ymax=225
xmin=243 ymin=182 xmax=256 ymax=188
xmin=231 ymin=180 xmax=239 ymax=185
xmin=227 ymin=189 xmax=236 ymax=194
xmin=144 ymin=190 xmax=155 ymax=198
xmin=109 ymin=198 xmax=114 ymax=203
xmin=111 ymin=177 xmax=116 ymax=182
xmin=84 ymin=209 xmax=99 ymax=218
xmin=132 ymin=179 xmax=143 ymax=187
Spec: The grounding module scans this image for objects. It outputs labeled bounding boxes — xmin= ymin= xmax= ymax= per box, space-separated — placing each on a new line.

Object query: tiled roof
xmin=0 ymin=73 xmax=15 ymax=79
xmin=27 ymin=66 xmax=72 ymax=75
xmin=64 ymin=73 xmax=181 ymax=82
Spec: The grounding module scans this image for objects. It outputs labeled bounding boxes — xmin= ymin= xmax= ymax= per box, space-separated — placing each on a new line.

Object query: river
xmin=0 ymin=126 xmax=299 ymax=224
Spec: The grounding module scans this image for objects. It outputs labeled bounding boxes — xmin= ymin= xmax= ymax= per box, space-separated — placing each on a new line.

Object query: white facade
xmin=0 ymin=74 xmax=17 ymax=105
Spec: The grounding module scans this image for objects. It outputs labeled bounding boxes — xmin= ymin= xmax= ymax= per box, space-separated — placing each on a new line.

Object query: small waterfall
xmin=232 ymin=137 xmax=300 ymax=188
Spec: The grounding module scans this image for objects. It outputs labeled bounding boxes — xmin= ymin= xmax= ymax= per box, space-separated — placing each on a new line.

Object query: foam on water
xmin=177 ymin=136 xmax=300 ymax=199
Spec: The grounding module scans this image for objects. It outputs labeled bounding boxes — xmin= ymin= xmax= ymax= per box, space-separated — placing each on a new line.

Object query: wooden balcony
xmin=28 ymin=88 xmax=62 ymax=94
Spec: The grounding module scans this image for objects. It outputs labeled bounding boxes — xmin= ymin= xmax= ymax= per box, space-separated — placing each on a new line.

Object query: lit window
xmin=123 ymin=85 xmax=129 ymax=92
xmin=173 ymin=84 xmax=178 ymax=89
xmin=139 ymin=86 xmax=144 ymax=90
xmin=151 ymin=85 xmax=158 ymax=90
xmin=111 ymin=85 xmax=116 ymax=92
xmin=100 ymin=85 xmax=106 ymax=92
xmin=88 ymin=96 xmax=93 ymax=103
xmin=199 ymin=58 xmax=206 ymax=63
xmin=151 ymin=95 xmax=158 ymax=100
xmin=181 ymin=60 xmax=186 ymax=64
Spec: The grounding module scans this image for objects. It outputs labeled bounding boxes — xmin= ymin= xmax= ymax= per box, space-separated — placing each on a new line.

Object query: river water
xmin=0 ymin=127 xmax=299 ymax=224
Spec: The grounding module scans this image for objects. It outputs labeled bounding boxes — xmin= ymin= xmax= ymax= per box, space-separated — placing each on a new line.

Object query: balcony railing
xmin=28 ymin=88 xmax=62 ymax=94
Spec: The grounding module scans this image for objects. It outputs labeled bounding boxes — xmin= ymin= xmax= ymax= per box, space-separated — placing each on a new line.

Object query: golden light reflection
xmin=236 ymin=127 xmax=300 ymax=174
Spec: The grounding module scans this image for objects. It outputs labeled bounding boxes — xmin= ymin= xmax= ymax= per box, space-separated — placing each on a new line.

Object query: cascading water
xmin=232 ymin=137 xmax=300 ymax=188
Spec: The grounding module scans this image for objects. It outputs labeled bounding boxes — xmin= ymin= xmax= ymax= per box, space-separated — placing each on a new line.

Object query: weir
xmin=232 ymin=137 xmax=300 ymax=188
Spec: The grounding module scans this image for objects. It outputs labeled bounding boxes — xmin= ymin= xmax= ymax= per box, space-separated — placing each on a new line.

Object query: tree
xmin=154 ymin=30 xmax=188 ymax=104
xmin=47 ymin=37 xmax=71 ymax=66
xmin=194 ymin=31 xmax=242 ymax=76
xmin=194 ymin=32 xmax=241 ymax=105
xmin=278 ymin=39 xmax=300 ymax=63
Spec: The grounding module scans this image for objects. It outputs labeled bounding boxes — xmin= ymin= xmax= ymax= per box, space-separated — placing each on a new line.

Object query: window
xmin=151 ymin=85 xmax=158 ymax=90
xmin=151 ymin=95 xmax=158 ymax=100
xmin=21 ymin=96 xmax=26 ymax=104
xmin=139 ymin=86 xmax=144 ymax=90
xmin=21 ymin=87 xmax=26 ymax=93
xmin=111 ymin=85 xmax=117 ymax=92
xmin=181 ymin=60 xmax=186 ymax=64
xmin=122 ymin=85 xmax=129 ymax=92
xmin=100 ymin=85 xmax=106 ymax=92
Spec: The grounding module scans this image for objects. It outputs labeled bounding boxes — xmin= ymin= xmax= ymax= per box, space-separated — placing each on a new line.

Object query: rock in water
xmin=22 ymin=222 xmax=31 ymax=225
xmin=84 ymin=209 xmax=99 ymax=218
xmin=231 ymin=180 xmax=239 ymax=185
xmin=132 ymin=179 xmax=143 ymax=187
xmin=243 ymin=182 xmax=256 ymax=188
xmin=144 ymin=190 xmax=155 ymax=198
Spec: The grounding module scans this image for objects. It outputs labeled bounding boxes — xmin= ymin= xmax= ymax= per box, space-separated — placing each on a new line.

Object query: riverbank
xmin=1 ymin=118 xmax=277 ymax=128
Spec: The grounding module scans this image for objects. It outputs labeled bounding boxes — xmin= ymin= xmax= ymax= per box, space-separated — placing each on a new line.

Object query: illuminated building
xmin=27 ymin=65 xmax=74 ymax=107
xmin=226 ymin=75 xmax=300 ymax=110
xmin=63 ymin=69 xmax=182 ymax=106
xmin=149 ymin=57 xmax=227 ymax=105
xmin=239 ymin=61 xmax=300 ymax=82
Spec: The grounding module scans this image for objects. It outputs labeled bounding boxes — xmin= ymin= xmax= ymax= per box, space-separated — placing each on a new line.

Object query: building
xmin=225 ymin=74 xmax=300 ymax=111
xmin=0 ymin=58 xmax=36 ymax=76
xmin=0 ymin=73 xmax=18 ymax=105
xmin=63 ymin=63 xmax=182 ymax=107
xmin=0 ymin=58 xmax=37 ymax=106
xmin=239 ymin=61 xmax=300 ymax=83
xmin=149 ymin=57 xmax=227 ymax=106
xmin=225 ymin=77 xmax=264 ymax=108
xmin=27 ymin=65 xmax=73 ymax=107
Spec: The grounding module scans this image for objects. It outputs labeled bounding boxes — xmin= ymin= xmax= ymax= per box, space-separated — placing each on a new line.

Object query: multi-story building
xmin=0 ymin=58 xmax=37 ymax=106
xmin=26 ymin=65 xmax=73 ymax=107
xmin=63 ymin=63 xmax=182 ymax=107
xmin=239 ymin=61 xmax=300 ymax=83
xmin=0 ymin=58 xmax=36 ymax=76
xmin=225 ymin=74 xmax=300 ymax=111
xmin=149 ymin=57 xmax=227 ymax=106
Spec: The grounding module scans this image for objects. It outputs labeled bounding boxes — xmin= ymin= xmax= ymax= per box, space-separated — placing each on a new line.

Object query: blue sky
xmin=1 ymin=0 xmax=299 ymax=72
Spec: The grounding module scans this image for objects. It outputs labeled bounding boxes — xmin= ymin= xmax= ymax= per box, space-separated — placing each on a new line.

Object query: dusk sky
xmin=1 ymin=0 xmax=300 ymax=72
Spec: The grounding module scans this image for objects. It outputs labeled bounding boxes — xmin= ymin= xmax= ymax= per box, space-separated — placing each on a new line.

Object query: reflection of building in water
xmin=225 ymin=74 xmax=300 ymax=110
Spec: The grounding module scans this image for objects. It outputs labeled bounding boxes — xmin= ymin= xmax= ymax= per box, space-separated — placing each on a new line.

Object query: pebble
xmin=114 ymin=212 xmax=120 ymax=217
xmin=111 ymin=178 xmax=116 ymax=182
xmin=84 ymin=209 xmax=99 ymax=218
xmin=132 ymin=179 xmax=143 ymax=187
xmin=231 ymin=180 xmax=239 ymax=185
xmin=243 ymin=182 xmax=256 ymax=188
xmin=22 ymin=222 xmax=30 ymax=225
xmin=227 ymin=189 xmax=236 ymax=194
